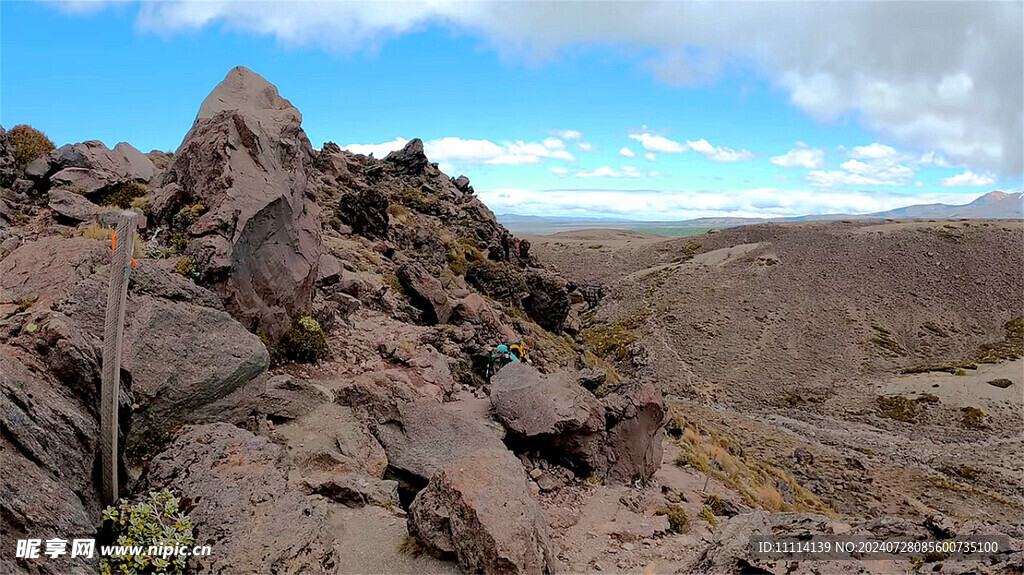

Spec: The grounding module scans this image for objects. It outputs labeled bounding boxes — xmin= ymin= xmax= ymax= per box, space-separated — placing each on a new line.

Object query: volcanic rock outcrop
xmin=0 ymin=66 xmax=668 ymax=575
xmin=162 ymin=66 xmax=321 ymax=339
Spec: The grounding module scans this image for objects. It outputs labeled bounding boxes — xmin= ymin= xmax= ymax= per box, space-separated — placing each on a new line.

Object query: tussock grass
xmin=669 ymin=408 xmax=832 ymax=515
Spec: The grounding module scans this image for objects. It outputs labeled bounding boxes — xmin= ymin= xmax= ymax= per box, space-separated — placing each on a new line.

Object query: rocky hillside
xmin=1 ymin=67 xmax=664 ymax=575
xmin=3 ymin=67 xmax=1022 ymax=575
xmin=528 ymin=221 xmax=1024 ymax=571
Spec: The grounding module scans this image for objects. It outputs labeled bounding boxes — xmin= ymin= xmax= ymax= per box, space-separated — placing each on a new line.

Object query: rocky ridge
xmin=0 ymin=67 xmax=665 ymax=575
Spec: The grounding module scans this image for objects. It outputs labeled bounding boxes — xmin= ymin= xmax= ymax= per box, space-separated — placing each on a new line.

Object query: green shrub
xmin=100 ymin=490 xmax=194 ymax=575
xmin=698 ymin=504 xmax=718 ymax=527
xmin=580 ymin=324 xmax=638 ymax=361
xmin=8 ymin=124 xmax=55 ymax=171
xmin=172 ymin=204 xmax=207 ymax=231
xmin=383 ymin=273 xmax=406 ymax=295
xmin=465 ymin=259 xmax=527 ymax=302
xmin=172 ymin=256 xmax=200 ymax=282
xmin=655 ymin=504 xmax=689 ymax=533
xmin=442 ymin=235 xmax=484 ymax=276
xmin=14 ymin=295 xmax=36 ymax=312
xmin=876 ymin=395 xmax=916 ymax=422
xmin=130 ymin=196 xmax=150 ymax=214
xmin=280 ymin=312 xmax=329 ymax=363
xmin=99 ymin=181 xmax=147 ymax=209
xmin=960 ymin=407 xmax=987 ymax=430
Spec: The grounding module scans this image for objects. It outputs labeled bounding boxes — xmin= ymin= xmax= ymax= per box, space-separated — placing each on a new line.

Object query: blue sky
xmin=2 ymin=1 xmax=1021 ymax=220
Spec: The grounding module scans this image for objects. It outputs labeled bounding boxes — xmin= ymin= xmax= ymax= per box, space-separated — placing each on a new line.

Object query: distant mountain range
xmin=498 ymin=190 xmax=1024 ymax=235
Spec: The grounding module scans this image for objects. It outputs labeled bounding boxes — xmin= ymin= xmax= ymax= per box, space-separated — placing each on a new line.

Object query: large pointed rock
xmin=167 ymin=66 xmax=321 ymax=338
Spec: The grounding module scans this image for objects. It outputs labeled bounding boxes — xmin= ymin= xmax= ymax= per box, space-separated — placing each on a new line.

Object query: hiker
xmin=486 ymin=341 xmax=527 ymax=379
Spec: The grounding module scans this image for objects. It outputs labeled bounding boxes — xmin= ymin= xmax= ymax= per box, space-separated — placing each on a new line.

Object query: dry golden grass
xmin=669 ymin=406 xmax=834 ymax=516
xmin=80 ymin=223 xmax=147 ymax=258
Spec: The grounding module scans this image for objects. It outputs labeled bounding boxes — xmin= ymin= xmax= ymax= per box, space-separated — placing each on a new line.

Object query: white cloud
xmin=770 ymin=143 xmax=824 ymax=169
xmin=575 ymin=166 xmax=640 ymax=178
xmin=343 ymin=137 xmax=409 ymax=157
xmin=619 ymin=147 xmax=636 ymax=158
xmin=940 ymin=170 xmax=996 ymax=187
xmin=549 ymin=167 xmax=569 ymax=177
xmin=344 ymin=135 xmax=575 ymax=167
xmin=849 ymin=143 xmax=898 ymax=160
xmin=65 ymin=1 xmax=1023 ymax=176
xmin=805 ymin=142 xmax=923 ymax=188
xmin=478 ymin=187 xmax=978 ymax=220
xmin=577 ymin=142 xmax=593 ymax=151
xmin=686 ymin=139 xmax=754 ymax=162
xmin=645 ymin=153 xmax=656 ymax=162
xmin=916 ymin=151 xmax=954 ymax=168
xmin=556 ymin=130 xmax=582 ymax=140
xmin=628 ymin=133 xmax=687 ymax=153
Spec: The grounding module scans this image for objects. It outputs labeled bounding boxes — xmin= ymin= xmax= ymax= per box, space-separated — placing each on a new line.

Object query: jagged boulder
xmin=522 ymin=267 xmax=570 ymax=332
xmin=43 ymin=260 xmax=270 ymax=455
xmin=31 ymin=140 xmax=156 ymax=196
xmin=166 ymin=66 xmax=321 ymax=339
xmin=121 ymin=295 xmax=268 ymax=437
xmin=600 ymin=382 xmax=666 ymax=483
xmin=0 ymin=236 xmax=109 ymax=308
xmin=491 ymin=362 xmax=605 ymax=437
xmin=336 ymin=187 xmax=390 ymax=239
xmin=145 ymin=423 xmax=337 ymax=574
xmin=490 ymin=364 xmax=665 ymax=484
xmin=374 ymin=399 xmax=506 ymax=496
xmin=397 ymin=262 xmax=452 ymax=324
xmin=408 ymin=448 xmax=555 ymax=574
xmin=385 ymin=138 xmax=430 ymax=174
xmin=47 ymin=188 xmax=101 ymax=222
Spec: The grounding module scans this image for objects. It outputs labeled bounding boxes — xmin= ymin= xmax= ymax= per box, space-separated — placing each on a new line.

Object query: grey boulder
xmin=408 ymin=448 xmax=554 ymax=574
xmin=145 ymin=423 xmax=337 ymax=574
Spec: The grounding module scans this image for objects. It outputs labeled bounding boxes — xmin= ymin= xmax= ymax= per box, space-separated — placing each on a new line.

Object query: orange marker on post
xmin=110 ymin=230 xmax=137 ymax=267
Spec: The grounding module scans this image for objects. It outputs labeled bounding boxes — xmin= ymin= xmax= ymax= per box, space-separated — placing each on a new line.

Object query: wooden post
xmin=100 ymin=211 xmax=137 ymax=506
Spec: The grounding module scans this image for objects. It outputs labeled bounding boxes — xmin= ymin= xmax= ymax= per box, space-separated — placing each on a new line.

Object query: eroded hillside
xmin=529 ymin=221 xmax=1024 ymax=569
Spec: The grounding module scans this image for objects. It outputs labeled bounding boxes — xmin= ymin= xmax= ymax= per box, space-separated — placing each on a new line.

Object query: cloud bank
xmin=478 ymin=187 xmax=981 ymax=220
xmin=67 ymin=0 xmax=1021 ymax=178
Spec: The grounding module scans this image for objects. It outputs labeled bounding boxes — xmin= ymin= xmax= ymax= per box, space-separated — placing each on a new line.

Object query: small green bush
xmin=8 ymin=124 xmax=55 ymax=171
xmin=698 ymin=504 xmax=718 ymax=527
xmin=280 ymin=312 xmax=329 ymax=363
xmin=877 ymin=395 xmax=916 ymax=422
xmin=465 ymin=259 xmax=527 ymax=302
xmin=172 ymin=256 xmax=200 ymax=282
xmin=100 ymin=490 xmax=194 ymax=575
xmin=14 ymin=295 xmax=36 ymax=312
xmin=172 ymin=204 xmax=207 ymax=231
xmin=99 ymin=181 xmax=147 ymax=209
xmin=655 ymin=504 xmax=689 ymax=533
xmin=960 ymin=407 xmax=987 ymax=430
